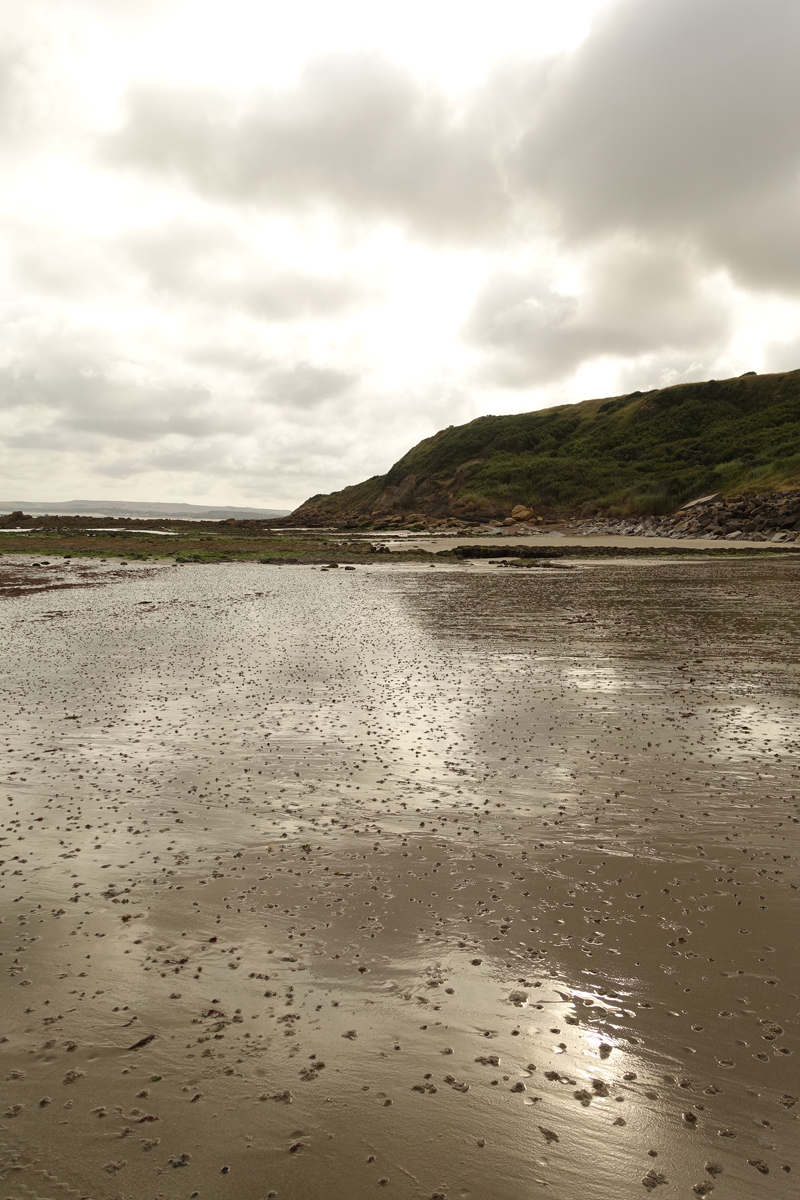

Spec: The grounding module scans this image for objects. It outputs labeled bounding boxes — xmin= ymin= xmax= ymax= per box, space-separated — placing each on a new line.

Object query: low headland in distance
xmin=0 ymin=499 xmax=290 ymax=520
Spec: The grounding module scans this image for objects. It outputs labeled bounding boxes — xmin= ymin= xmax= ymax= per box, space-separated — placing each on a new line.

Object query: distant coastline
xmin=0 ymin=499 xmax=291 ymax=521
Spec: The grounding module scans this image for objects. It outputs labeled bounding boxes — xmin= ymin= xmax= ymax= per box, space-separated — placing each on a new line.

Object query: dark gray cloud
xmin=105 ymin=52 xmax=510 ymax=239
xmin=259 ymin=364 xmax=355 ymax=409
xmin=466 ymin=241 xmax=733 ymax=386
xmin=0 ymin=344 xmax=356 ymax=443
xmin=515 ymin=0 xmax=800 ymax=290
xmin=106 ymin=0 xmax=800 ymax=290
xmin=0 ymin=364 xmax=231 ymax=443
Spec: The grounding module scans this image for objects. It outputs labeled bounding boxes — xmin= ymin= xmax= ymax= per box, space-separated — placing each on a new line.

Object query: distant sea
xmin=0 ymin=500 xmax=291 ymax=520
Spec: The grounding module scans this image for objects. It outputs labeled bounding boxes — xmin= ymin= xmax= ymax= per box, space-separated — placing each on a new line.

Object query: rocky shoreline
xmin=570 ymin=490 xmax=800 ymax=543
xmin=6 ymin=490 xmax=800 ymax=545
xmin=276 ymin=491 xmax=800 ymax=540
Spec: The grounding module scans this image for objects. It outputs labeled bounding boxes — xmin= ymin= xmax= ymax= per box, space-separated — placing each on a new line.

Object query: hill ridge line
xmin=288 ymin=368 xmax=800 ymax=526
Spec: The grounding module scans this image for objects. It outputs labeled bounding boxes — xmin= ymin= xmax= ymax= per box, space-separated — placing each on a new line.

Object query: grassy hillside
xmin=297 ymin=369 xmax=800 ymax=519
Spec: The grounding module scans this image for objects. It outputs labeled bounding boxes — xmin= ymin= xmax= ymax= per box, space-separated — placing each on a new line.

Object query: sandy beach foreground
xmin=1 ymin=555 xmax=798 ymax=1199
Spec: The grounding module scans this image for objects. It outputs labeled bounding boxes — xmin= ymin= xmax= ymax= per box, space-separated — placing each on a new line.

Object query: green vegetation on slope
xmin=298 ymin=369 xmax=800 ymax=518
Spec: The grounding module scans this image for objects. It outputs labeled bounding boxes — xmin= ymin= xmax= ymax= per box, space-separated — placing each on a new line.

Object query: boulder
xmin=680 ymin=493 xmax=722 ymax=510
xmin=502 ymin=517 xmax=517 ymax=527
xmin=511 ymin=505 xmax=535 ymax=521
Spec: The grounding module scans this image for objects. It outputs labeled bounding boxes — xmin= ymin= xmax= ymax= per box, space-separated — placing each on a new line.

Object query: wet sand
xmin=1 ymin=554 xmax=798 ymax=1199
xmin=393 ymin=533 xmax=785 ymax=553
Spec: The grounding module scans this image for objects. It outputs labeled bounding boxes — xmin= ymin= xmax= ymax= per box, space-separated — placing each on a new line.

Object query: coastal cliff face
xmin=288 ymin=369 xmax=800 ymax=525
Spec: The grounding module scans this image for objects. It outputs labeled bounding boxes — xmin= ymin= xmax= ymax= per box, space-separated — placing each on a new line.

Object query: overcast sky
xmin=2 ymin=0 xmax=799 ymax=509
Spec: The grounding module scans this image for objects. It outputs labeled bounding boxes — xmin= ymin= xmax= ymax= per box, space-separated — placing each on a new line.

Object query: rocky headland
xmin=285 ymin=368 xmax=800 ymax=530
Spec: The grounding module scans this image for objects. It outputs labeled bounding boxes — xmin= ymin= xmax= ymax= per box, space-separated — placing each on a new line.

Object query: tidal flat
xmin=1 ymin=555 xmax=798 ymax=1200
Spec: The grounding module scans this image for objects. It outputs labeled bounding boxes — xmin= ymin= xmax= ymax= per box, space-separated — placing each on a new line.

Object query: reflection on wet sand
xmin=0 ymin=555 xmax=798 ymax=1198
